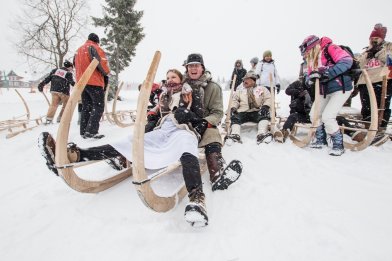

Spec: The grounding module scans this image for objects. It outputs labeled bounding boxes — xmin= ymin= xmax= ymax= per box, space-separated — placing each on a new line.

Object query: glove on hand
xmin=230 ymin=107 xmax=238 ymax=116
xmin=258 ymin=105 xmax=270 ymax=120
xmin=276 ymin=84 xmax=281 ymax=94
xmin=193 ymin=119 xmax=208 ymax=140
xmin=38 ymin=83 xmax=44 ymax=92
xmin=174 ymin=107 xmax=197 ymax=125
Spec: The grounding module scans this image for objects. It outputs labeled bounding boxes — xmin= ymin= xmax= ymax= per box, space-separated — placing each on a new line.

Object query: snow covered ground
xmin=0 ymin=87 xmax=392 ymax=261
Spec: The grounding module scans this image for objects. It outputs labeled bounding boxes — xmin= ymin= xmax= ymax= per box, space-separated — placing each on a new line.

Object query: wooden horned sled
xmin=289 ymin=68 xmax=387 ymax=151
xmin=0 ymin=89 xmax=47 ymax=139
xmin=55 ymin=52 xmax=207 ymax=213
xmin=103 ymin=82 xmax=137 ymax=128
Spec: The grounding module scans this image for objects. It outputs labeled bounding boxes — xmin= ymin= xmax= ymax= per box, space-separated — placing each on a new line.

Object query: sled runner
xmin=55 ymin=58 xmax=132 ymax=193
xmin=111 ymin=81 xmax=137 ymax=128
xmin=289 ymin=69 xmax=379 ymax=151
xmin=1 ymin=89 xmax=46 ymax=139
xmin=131 ymin=51 xmax=208 ymax=213
xmin=103 ymin=84 xmax=116 ymax=124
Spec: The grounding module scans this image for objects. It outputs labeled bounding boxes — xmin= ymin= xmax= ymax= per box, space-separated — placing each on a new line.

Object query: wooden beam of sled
xmin=55 ymin=58 xmax=131 ymax=193
xmin=269 ymin=73 xmax=276 ymax=133
xmin=132 ymin=51 xmax=190 ymax=213
xmin=224 ymin=74 xmax=237 ymax=136
xmin=112 ymin=82 xmax=136 ymax=128
xmin=14 ymin=89 xmax=31 ymax=121
xmin=103 ymin=83 xmax=115 ymax=124
xmin=343 ymin=69 xmax=378 ymax=151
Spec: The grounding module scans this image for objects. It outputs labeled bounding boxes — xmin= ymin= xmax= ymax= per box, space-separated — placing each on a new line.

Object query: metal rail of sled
xmin=55 ymin=58 xmax=132 ymax=193
xmin=289 ymin=69 xmax=378 ymax=151
xmin=132 ymin=51 xmax=207 ymax=213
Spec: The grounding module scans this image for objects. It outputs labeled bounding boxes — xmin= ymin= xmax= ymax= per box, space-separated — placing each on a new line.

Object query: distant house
xmin=0 ymin=70 xmax=42 ymax=88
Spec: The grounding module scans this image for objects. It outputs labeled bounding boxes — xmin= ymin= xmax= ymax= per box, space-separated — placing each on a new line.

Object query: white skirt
xmin=110 ymin=117 xmax=199 ymax=169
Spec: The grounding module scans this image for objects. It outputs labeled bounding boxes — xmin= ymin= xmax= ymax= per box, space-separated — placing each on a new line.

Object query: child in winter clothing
xmin=230 ymin=59 xmax=247 ymax=91
xmin=255 ymin=50 xmax=281 ymax=94
xmin=277 ymin=79 xmax=312 ymax=142
xmin=228 ymin=71 xmax=273 ymax=144
xmin=299 ymin=35 xmax=353 ymax=156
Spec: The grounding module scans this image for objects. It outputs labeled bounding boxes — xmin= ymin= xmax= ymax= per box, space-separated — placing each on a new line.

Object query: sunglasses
xmin=299 ymin=37 xmax=319 ymax=56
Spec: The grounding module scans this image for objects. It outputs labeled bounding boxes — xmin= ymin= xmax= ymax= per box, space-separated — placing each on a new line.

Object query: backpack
xmin=323 ymin=44 xmax=361 ymax=85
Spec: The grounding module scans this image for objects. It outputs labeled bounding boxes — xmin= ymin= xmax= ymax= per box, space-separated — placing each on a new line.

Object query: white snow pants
xmin=310 ymin=90 xmax=352 ymax=134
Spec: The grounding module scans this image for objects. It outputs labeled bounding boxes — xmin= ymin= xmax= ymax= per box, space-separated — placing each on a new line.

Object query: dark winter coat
xmin=38 ymin=67 xmax=75 ymax=95
xmin=185 ymin=71 xmax=224 ymax=147
xmin=231 ymin=60 xmax=247 ymax=90
xmin=285 ymin=80 xmax=312 ymax=115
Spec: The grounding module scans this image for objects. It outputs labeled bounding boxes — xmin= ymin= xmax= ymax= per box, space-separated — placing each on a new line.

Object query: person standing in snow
xmin=74 ymin=33 xmax=110 ymax=139
xmin=227 ymin=71 xmax=273 ymax=144
xmin=255 ymin=50 xmax=281 ymax=94
xmin=230 ymin=59 xmax=247 ymax=91
xmin=249 ymin=57 xmax=259 ymax=73
xmin=38 ymin=61 xmax=75 ymax=124
xmin=357 ymin=24 xmax=392 ymax=137
xmin=299 ymin=35 xmax=353 ymax=156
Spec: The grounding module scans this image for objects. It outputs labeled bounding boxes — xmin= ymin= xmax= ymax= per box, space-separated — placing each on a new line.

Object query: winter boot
xmin=184 ymin=188 xmax=208 ymax=227
xmin=44 ymin=118 xmax=53 ymax=125
xmin=226 ymin=124 xmax=242 ymax=144
xmin=370 ymin=132 xmax=389 ymax=146
xmin=256 ymin=133 xmax=273 ymax=144
xmin=310 ymin=124 xmax=328 ymax=149
xmin=38 ymin=132 xmax=81 ymax=176
xmin=273 ymin=130 xmax=284 ymax=143
xmin=38 ymin=132 xmax=58 ymax=175
xmin=329 ymin=130 xmax=345 ymax=156
xmin=104 ymin=155 xmax=128 ymax=171
xmin=83 ymin=132 xmax=105 ymax=139
xmin=206 ymin=152 xmax=242 ymax=191
xmin=282 ymin=129 xmax=290 ymax=142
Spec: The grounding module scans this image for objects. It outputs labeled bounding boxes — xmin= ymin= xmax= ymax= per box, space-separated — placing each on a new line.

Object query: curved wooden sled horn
xmin=112 ymin=82 xmax=136 ymax=128
xmin=55 ymin=58 xmax=132 ymax=193
xmin=341 ymin=69 xmax=378 ymax=151
xmin=132 ymin=51 xmax=189 ymax=212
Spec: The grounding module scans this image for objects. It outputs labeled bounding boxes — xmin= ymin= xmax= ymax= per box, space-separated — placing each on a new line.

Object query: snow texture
xmin=0 ymin=88 xmax=392 ymax=261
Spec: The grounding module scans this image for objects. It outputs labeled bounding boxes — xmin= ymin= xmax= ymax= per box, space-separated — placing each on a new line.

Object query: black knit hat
xmin=88 ymin=33 xmax=100 ymax=44
xmin=186 ymin=53 xmax=204 ymax=65
xmin=63 ymin=60 xmax=73 ymax=68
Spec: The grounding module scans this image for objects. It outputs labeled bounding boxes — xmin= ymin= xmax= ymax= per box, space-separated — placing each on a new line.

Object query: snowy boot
xmin=370 ymin=132 xmax=389 ymax=146
xmin=329 ymin=130 xmax=345 ymax=156
xmin=105 ymin=155 xmax=128 ymax=171
xmin=226 ymin=124 xmax=242 ymax=144
xmin=273 ymin=130 xmax=284 ymax=143
xmin=310 ymin=124 xmax=327 ymax=149
xmin=44 ymin=118 xmax=53 ymax=125
xmin=38 ymin=132 xmax=81 ymax=176
xmin=206 ymin=152 xmax=242 ymax=191
xmin=256 ymin=133 xmax=273 ymax=144
xmin=184 ymin=187 xmax=208 ymax=227
xmin=38 ymin=132 xmax=58 ymax=175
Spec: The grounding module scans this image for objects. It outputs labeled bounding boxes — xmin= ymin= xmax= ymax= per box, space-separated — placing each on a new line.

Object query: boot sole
xmin=212 ymin=160 xmax=242 ymax=191
xmin=38 ymin=132 xmax=58 ymax=175
xmin=184 ymin=204 xmax=208 ymax=227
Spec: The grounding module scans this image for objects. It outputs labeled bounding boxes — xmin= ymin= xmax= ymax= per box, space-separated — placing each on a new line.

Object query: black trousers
xmin=231 ymin=111 xmax=263 ymax=125
xmin=358 ymin=79 xmax=392 ymax=128
xmin=282 ymin=112 xmax=310 ymax=131
xmin=80 ymin=85 xmax=105 ymax=135
xmin=79 ymin=144 xmax=202 ymax=193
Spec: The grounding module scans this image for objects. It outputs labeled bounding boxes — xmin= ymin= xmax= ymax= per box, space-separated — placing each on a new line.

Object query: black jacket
xmin=285 ymin=80 xmax=312 ymax=115
xmin=39 ymin=67 xmax=75 ymax=95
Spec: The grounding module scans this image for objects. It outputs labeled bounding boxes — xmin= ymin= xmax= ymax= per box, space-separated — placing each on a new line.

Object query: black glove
xmin=145 ymin=112 xmax=160 ymax=133
xmin=308 ymin=70 xmax=329 ymax=85
xmin=230 ymin=107 xmax=238 ymax=116
xmin=103 ymin=75 xmax=109 ymax=92
xmin=193 ymin=119 xmax=208 ymax=140
xmin=258 ymin=105 xmax=270 ymax=120
xmin=276 ymin=84 xmax=281 ymax=94
xmin=38 ymin=83 xmax=44 ymax=92
xmin=174 ymin=107 xmax=198 ymax=124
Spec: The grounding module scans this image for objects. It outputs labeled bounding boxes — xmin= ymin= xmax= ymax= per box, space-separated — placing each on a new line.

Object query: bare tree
xmin=13 ymin=0 xmax=88 ymax=70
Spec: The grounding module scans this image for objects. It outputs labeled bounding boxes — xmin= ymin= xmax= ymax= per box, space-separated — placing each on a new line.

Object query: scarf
xmin=159 ymin=82 xmax=183 ymax=116
xmin=247 ymin=87 xmax=258 ymax=110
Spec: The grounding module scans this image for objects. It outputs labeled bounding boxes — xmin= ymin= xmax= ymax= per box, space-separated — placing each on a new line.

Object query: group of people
xmin=226 ymin=23 xmax=391 ymax=156
xmin=38 ymin=22 xmax=391 ymax=227
xmin=38 ymin=33 xmax=110 ymax=139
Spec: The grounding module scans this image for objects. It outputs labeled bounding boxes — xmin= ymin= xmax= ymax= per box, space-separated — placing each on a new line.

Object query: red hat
xmin=369 ymin=23 xmax=387 ymax=40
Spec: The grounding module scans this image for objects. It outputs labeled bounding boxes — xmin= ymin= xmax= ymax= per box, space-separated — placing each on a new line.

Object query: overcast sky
xmin=1 ymin=0 xmax=391 ymax=84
